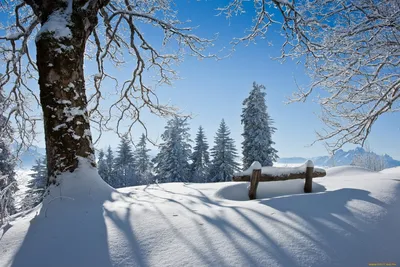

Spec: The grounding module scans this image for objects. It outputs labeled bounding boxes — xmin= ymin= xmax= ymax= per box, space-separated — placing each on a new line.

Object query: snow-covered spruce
xmin=133 ymin=134 xmax=153 ymax=185
xmin=241 ymin=82 xmax=278 ymax=169
xmin=209 ymin=119 xmax=240 ymax=182
xmin=21 ymin=157 xmax=47 ymax=210
xmin=97 ymin=146 xmax=117 ymax=187
xmin=190 ymin=126 xmax=210 ymax=183
xmin=153 ymin=117 xmax=192 ymax=183
xmin=114 ymin=137 xmax=137 ymax=188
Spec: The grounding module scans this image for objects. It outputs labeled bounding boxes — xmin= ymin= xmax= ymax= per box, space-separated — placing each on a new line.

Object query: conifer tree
xmin=133 ymin=134 xmax=153 ymax=185
xmin=105 ymin=146 xmax=116 ymax=187
xmin=241 ymin=82 xmax=278 ymax=169
xmin=209 ymin=120 xmax=240 ymax=182
xmin=114 ymin=137 xmax=136 ymax=187
xmin=153 ymin=117 xmax=192 ymax=183
xmin=97 ymin=150 xmax=108 ymax=183
xmin=190 ymin=126 xmax=210 ymax=183
xmin=22 ymin=157 xmax=47 ymax=209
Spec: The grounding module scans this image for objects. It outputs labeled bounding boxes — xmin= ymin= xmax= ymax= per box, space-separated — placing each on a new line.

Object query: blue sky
xmin=1 ymin=0 xmax=399 ymax=159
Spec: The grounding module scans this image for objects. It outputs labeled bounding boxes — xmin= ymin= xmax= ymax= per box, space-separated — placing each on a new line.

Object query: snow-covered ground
xmin=1 ymin=164 xmax=400 ymax=267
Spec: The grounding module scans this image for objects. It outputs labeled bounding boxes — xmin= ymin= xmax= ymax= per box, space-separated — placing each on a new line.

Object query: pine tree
xmin=97 ymin=150 xmax=108 ymax=183
xmin=241 ymin=82 xmax=278 ymax=169
xmin=153 ymin=117 xmax=192 ymax=183
xmin=22 ymin=157 xmax=47 ymax=210
xmin=190 ymin=126 xmax=210 ymax=183
xmin=133 ymin=134 xmax=153 ymax=185
xmin=0 ymin=87 xmax=17 ymax=224
xmin=114 ymin=137 xmax=136 ymax=187
xmin=105 ymin=146 xmax=116 ymax=187
xmin=209 ymin=119 xmax=240 ymax=182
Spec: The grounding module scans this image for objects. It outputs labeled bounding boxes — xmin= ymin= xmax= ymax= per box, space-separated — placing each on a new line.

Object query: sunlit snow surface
xmin=1 ymin=163 xmax=399 ymax=267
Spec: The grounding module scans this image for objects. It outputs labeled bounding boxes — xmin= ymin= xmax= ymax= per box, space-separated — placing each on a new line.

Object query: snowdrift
xmin=1 ymin=164 xmax=400 ymax=267
xmin=325 ymin=165 xmax=375 ymax=176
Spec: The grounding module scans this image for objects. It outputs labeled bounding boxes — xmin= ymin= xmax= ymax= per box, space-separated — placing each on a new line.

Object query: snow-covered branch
xmin=85 ymin=0 xmax=216 ymax=144
xmin=0 ymin=2 xmax=40 ymax=148
xmin=0 ymin=0 xmax=215 ymax=150
xmin=223 ymin=0 xmax=400 ymax=150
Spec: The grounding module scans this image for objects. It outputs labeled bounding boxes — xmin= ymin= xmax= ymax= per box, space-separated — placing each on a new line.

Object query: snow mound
xmin=325 ymin=165 xmax=375 ymax=177
xmin=215 ymin=180 xmax=326 ymax=201
xmin=1 ymin=158 xmax=118 ymax=267
xmin=380 ymin=166 xmax=400 ymax=175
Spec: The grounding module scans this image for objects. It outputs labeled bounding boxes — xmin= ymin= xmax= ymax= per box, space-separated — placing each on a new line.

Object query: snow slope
xmin=1 ymin=165 xmax=400 ymax=267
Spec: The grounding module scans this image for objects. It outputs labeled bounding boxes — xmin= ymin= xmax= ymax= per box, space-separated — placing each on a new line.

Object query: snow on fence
xmin=232 ymin=160 xmax=326 ymax=200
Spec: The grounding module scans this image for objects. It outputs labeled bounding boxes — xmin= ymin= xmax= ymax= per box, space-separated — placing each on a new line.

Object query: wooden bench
xmin=232 ymin=160 xmax=326 ymax=200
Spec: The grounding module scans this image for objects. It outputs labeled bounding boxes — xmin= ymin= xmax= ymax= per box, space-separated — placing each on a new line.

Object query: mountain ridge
xmin=278 ymin=147 xmax=400 ymax=168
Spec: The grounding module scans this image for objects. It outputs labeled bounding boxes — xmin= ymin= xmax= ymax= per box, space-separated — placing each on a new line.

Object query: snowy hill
xmin=1 ymin=164 xmax=400 ymax=267
xmin=278 ymin=147 xmax=400 ymax=168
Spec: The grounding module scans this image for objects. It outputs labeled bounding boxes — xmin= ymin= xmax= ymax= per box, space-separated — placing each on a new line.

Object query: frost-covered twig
xmin=222 ymin=0 xmax=400 ymax=151
xmin=0 ymin=0 xmax=216 ymax=157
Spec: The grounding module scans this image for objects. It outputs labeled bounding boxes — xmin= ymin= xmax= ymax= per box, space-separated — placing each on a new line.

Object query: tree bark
xmin=35 ymin=2 xmax=100 ymax=183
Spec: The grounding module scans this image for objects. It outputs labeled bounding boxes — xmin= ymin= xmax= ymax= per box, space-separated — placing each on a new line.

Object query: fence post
xmin=304 ymin=160 xmax=314 ymax=193
xmin=248 ymin=168 xmax=261 ymax=200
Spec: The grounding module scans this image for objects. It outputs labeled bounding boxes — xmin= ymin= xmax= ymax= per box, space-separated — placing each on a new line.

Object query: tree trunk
xmin=35 ymin=4 xmax=99 ymax=184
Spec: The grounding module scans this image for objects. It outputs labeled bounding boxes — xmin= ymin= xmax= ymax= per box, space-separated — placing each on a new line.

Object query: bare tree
xmin=0 ymin=0 xmax=213 ymax=184
xmin=220 ymin=0 xmax=400 ymax=151
xmin=352 ymin=144 xmax=386 ymax=171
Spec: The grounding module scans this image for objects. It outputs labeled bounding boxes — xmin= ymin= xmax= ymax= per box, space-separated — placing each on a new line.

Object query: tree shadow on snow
xmin=8 ymin=186 xmax=150 ymax=267
xmin=7 ymin=181 xmax=400 ymax=267
xmin=132 ymin=183 xmax=399 ymax=266
xmin=259 ymin=187 xmax=400 ymax=264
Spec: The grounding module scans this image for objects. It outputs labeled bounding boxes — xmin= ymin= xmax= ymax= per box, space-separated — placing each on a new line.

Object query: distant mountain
xmin=12 ymin=143 xmax=46 ymax=169
xmin=278 ymin=147 xmax=400 ymax=168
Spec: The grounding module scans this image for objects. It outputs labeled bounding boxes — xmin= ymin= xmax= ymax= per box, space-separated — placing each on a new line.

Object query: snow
xmin=325 ymin=166 xmax=374 ymax=176
xmin=57 ymin=100 xmax=72 ymax=105
xmin=250 ymin=160 xmax=262 ymax=170
xmin=1 ymin=165 xmax=400 ymax=267
xmin=275 ymin=0 xmax=291 ymax=5
xmin=305 ymin=159 xmax=314 ymax=167
xmin=380 ymin=166 xmax=400 ymax=175
xmin=236 ymin=160 xmax=324 ymax=176
xmin=215 ymin=179 xmax=327 ymax=201
xmin=36 ymin=10 xmax=72 ymax=41
xmin=53 ymin=123 xmax=67 ymax=131
xmin=5 ymin=32 xmax=22 ymax=40
xmin=64 ymin=107 xmax=87 ymax=122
